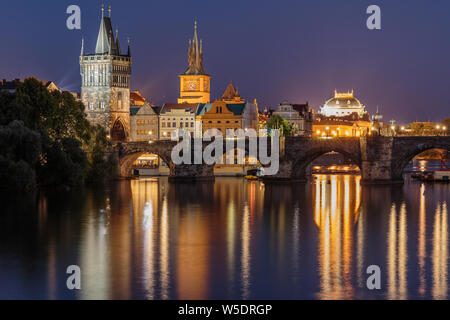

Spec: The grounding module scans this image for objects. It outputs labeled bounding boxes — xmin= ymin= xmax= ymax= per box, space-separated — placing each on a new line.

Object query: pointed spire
xmin=127 ymin=37 xmax=131 ymax=57
xmin=80 ymin=37 xmax=84 ymax=56
xmin=183 ymin=20 xmax=206 ymax=75
xmin=95 ymin=6 xmax=109 ymax=54
xmin=108 ymin=5 xmax=111 ymax=17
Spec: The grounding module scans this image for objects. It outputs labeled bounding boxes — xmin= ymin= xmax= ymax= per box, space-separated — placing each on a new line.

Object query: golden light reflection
xmin=227 ymin=201 xmax=236 ymax=296
xmin=160 ymin=196 xmax=169 ymax=300
xmin=418 ymin=184 xmax=426 ymax=297
xmin=387 ymin=203 xmax=408 ymax=300
xmin=432 ymin=202 xmax=448 ymax=300
xmin=241 ymin=204 xmax=251 ymax=300
xmin=313 ymin=175 xmax=361 ymax=299
xmin=177 ymin=199 xmax=210 ymax=300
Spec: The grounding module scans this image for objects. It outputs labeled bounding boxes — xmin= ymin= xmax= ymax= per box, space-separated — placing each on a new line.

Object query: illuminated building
xmin=130 ymin=103 xmax=160 ymax=142
xmin=319 ymin=90 xmax=367 ymax=118
xmin=200 ymin=83 xmax=259 ymax=135
xmin=158 ymin=103 xmax=204 ymax=139
xmin=80 ymin=6 xmax=132 ymax=142
xmin=314 ymin=90 xmax=372 ymax=137
xmin=272 ymin=101 xmax=313 ymax=136
xmin=178 ymin=21 xmax=211 ymax=104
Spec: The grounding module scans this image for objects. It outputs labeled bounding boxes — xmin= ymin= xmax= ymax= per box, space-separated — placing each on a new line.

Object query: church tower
xmin=80 ymin=6 xmax=132 ymax=142
xmin=178 ymin=21 xmax=211 ymax=104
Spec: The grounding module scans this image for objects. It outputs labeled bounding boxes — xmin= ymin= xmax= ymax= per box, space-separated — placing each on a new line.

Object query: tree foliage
xmin=266 ymin=114 xmax=292 ymax=136
xmin=0 ymin=78 xmax=115 ymax=190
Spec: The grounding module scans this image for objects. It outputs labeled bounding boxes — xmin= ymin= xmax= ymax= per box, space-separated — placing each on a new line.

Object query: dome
xmin=319 ymin=90 xmax=367 ymax=118
xmin=324 ymin=97 xmax=362 ymax=109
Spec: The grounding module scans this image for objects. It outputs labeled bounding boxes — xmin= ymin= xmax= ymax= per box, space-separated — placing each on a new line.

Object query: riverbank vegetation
xmin=0 ymin=78 xmax=116 ymax=190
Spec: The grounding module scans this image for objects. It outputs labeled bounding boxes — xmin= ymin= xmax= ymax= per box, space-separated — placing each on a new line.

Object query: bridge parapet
xmin=115 ymin=136 xmax=450 ymax=183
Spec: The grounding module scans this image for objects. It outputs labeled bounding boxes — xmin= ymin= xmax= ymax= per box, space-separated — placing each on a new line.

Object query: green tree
xmin=0 ymin=121 xmax=41 ymax=190
xmin=0 ymin=78 xmax=116 ymax=190
xmin=267 ymin=115 xmax=292 ymax=136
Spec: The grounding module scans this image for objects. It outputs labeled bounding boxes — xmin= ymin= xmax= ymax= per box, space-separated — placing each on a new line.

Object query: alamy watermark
xmin=66 ymin=265 xmax=81 ymax=290
xmin=170 ymin=129 xmax=280 ymax=176
xmin=66 ymin=5 xmax=81 ymax=30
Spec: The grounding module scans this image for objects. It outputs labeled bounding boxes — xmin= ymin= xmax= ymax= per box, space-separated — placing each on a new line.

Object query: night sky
xmin=1 ymin=0 xmax=450 ymax=123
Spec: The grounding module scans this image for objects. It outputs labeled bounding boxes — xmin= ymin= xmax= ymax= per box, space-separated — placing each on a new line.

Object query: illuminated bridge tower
xmin=80 ymin=6 xmax=132 ymax=142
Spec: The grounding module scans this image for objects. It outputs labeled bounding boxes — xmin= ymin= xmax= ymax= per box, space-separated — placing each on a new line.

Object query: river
xmin=0 ymin=161 xmax=449 ymax=300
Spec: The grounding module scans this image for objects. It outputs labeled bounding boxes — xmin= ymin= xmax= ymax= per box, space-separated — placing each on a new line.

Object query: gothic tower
xmin=178 ymin=21 xmax=211 ymax=104
xmin=80 ymin=6 xmax=132 ymax=142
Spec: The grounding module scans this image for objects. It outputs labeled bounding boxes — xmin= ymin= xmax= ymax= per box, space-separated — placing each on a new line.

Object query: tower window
xmin=88 ymin=102 xmax=94 ymax=110
xmin=100 ymin=102 xmax=105 ymax=109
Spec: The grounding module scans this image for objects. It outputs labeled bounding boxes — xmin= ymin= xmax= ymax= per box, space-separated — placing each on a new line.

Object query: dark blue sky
xmin=1 ymin=0 xmax=450 ymax=123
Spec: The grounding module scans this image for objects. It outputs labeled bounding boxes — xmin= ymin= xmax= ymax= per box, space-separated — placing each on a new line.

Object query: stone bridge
xmin=115 ymin=136 xmax=450 ymax=184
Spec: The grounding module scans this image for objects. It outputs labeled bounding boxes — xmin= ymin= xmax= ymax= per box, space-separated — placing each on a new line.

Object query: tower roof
xmin=222 ymin=81 xmax=240 ymax=100
xmin=183 ymin=20 xmax=207 ymax=75
xmin=94 ymin=8 xmax=122 ymax=56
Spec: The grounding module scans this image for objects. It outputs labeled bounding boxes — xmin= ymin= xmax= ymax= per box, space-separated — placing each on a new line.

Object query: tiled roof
xmin=226 ymin=103 xmax=246 ymax=116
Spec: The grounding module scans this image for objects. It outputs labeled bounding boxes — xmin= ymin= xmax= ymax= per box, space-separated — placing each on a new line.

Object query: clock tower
xmin=178 ymin=21 xmax=211 ymax=104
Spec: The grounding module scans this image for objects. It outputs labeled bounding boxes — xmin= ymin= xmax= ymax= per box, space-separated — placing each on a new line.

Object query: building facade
xmin=313 ymin=90 xmax=372 ymax=137
xmin=319 ymin=90 xmax=367 ymax=118
xmin=159 ymin=103 xmax=203 ymax=139
xmin=130 ymin=102 xmax=160 ymax=142
xmin=178 ymin=21 xmax=211 ymax=104
xmin=80 ymin=8 xmax=132 ymax=142
xmin=272 ymin=101 xmax=313 ymax=136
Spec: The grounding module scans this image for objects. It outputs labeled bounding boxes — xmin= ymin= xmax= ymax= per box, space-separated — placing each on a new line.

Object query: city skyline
xmin=1 ymin=0 xmax=450 ymax=123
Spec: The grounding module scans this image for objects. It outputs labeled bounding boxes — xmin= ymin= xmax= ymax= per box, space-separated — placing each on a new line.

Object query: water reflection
xmin=387 ymin=203 xmax=408 ymax=300
xmin=432 ymin=202 xmax=448 ymax=300
xmin=313 ymin=175 xmax=361 ymax=299
xmin=0 ymin=173 xmax=449 ymax=300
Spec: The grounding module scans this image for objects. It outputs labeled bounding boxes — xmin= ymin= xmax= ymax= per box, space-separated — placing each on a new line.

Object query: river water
xmin=0 ymin=161 xmax=449 ymax=300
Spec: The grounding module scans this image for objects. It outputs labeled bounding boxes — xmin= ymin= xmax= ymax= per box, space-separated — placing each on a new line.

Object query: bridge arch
xmin=391 ymin=138 xmax=450 ymax=180
xmin=292 ymin=148 xmax=362 ymax=180
xmin=117 ymin=142 xmax=176 ymax=178
xmin=288 ymin=138 xmax=362 ymax=180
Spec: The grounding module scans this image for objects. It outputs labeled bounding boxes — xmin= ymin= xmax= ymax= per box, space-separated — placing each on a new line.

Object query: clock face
xmin=188 ymin=81 xmax=196 ymax=91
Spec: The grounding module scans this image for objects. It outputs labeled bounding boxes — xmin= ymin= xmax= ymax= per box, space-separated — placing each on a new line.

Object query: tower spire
xmin=108 ymin=5 xmax=111 ymax=17
xmin=80 ymin=37 xmax=84 ymax=56
xmin=183 ymin=20 xmax=206 ymax=75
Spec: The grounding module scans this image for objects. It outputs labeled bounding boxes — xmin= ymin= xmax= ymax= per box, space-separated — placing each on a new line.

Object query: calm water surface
xmin=0 ymin=168 xmax=449 ymax=300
